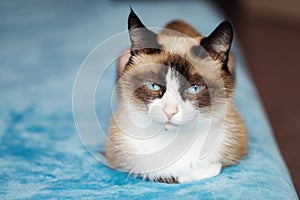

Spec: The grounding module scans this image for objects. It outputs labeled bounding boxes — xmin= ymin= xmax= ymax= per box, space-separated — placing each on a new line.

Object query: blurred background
xmin=213 ymin=0 xmax=300 ymax=194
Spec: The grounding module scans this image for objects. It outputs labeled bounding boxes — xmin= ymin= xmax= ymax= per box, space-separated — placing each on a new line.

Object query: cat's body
xmin=106 ymin=10 xmax=248 ymax=183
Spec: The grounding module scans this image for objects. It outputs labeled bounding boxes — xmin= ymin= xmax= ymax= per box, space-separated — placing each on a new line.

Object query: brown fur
xmin=163 ymin=20 xmax=200 ymax=38
xmin=221 ymin=104 xmax=248 ymax=166
xmin=106 ymin=17 xmax=248 ymax=182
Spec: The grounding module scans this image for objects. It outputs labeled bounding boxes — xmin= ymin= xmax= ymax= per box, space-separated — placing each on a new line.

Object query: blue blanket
xmin=0 ymin=1 xmax=297 ymax=199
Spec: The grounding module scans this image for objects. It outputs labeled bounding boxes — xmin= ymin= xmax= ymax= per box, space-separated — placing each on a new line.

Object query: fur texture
xmin=106 ymin=10 xmax=248 ymax=183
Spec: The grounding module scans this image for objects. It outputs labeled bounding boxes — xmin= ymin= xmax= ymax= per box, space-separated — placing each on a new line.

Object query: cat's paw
xmin=177 ymin=162 xmax=222 ymax=183
xmin=194 ymin=162 xmax=222 ymax=180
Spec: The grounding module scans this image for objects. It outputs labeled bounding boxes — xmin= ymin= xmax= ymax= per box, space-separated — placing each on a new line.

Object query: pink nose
xmin=163 ymin=105 xmax=178 ymax=120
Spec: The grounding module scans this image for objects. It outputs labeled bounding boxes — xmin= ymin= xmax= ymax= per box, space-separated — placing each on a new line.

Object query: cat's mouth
xmin=164 ymin=122 xmax=180 ymax=131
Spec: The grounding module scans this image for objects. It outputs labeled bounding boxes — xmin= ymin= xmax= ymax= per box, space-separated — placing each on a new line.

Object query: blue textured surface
xmin=0 ymin=1 xmax=297 ymax=199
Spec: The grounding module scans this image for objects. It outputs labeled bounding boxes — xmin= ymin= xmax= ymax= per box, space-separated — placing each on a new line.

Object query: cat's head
xmin=117 ymin=10 xmax=234 ymax=131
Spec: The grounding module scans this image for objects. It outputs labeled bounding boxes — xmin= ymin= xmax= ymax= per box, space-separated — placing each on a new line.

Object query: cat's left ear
xmin=200 ymin=21 xmax=233 ymax=65
xmin=128 ymin=9 xmax=160 ymax=54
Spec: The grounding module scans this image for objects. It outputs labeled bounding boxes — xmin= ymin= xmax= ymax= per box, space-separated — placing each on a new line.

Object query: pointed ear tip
xmin=128 ymin=7 xmax=138 ymax=27
xmin=129 ymin=5 xmax=134 ymax=13
xmin=222 ymin=20 xmax=232 ymax=25
xmin=220 ymin=20 xmax=233 ymax=31
xmin=129 ymin=7 xmax=135 ymax=16
xmin=129 ymin=6 xmax=139 ymax=20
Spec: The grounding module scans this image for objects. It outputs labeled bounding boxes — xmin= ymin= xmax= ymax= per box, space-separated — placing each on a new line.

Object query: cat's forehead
xmin=157 ymin=34 xmax=201 ymax=56
xmin=127 ymin=34 xmax=222 ymax=83
xmin=130 ymin=50 xmax=219 ymax=84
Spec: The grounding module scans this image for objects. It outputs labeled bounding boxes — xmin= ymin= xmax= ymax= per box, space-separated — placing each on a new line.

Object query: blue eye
xmin=145 ymin=81 xmax=161 ymax=91
xmin=186 ymin=84 xmax=203 ymax=94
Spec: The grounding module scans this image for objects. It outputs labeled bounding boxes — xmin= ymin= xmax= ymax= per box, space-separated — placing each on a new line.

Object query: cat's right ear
xmin=128 ymin=9 xmax=160 ymax=54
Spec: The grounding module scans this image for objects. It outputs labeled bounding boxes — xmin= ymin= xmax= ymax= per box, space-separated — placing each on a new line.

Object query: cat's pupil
xmin=192 ymin=85 xmax=197 ymax=91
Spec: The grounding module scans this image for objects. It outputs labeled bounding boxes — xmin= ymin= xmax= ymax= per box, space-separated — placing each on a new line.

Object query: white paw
xmin=194 ymin=162 xmax=222 ymax=180
xmin=177 ymin=162 xmax=222 ymax=183
xmin=205 ymin=162 xmax=222 ymax=178
xmin=177 ymin=174 xmax=194 ymax=183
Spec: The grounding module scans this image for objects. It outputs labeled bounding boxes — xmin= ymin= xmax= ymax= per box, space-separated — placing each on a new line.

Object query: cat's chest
xmin=123 ymin=121 xmax=215 ymax=160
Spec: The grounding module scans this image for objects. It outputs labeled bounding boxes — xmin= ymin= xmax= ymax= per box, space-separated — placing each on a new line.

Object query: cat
xmin=105 ymin=9 xmax=248 ymax=183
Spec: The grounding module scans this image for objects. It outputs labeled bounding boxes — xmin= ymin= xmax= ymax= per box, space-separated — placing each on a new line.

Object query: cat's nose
xmin=163 ymin=105 xmax=178 ymax=120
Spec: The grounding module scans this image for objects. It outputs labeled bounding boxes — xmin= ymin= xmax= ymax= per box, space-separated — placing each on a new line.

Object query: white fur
xmin=119 ymin=68 xmax=226 ymax=182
